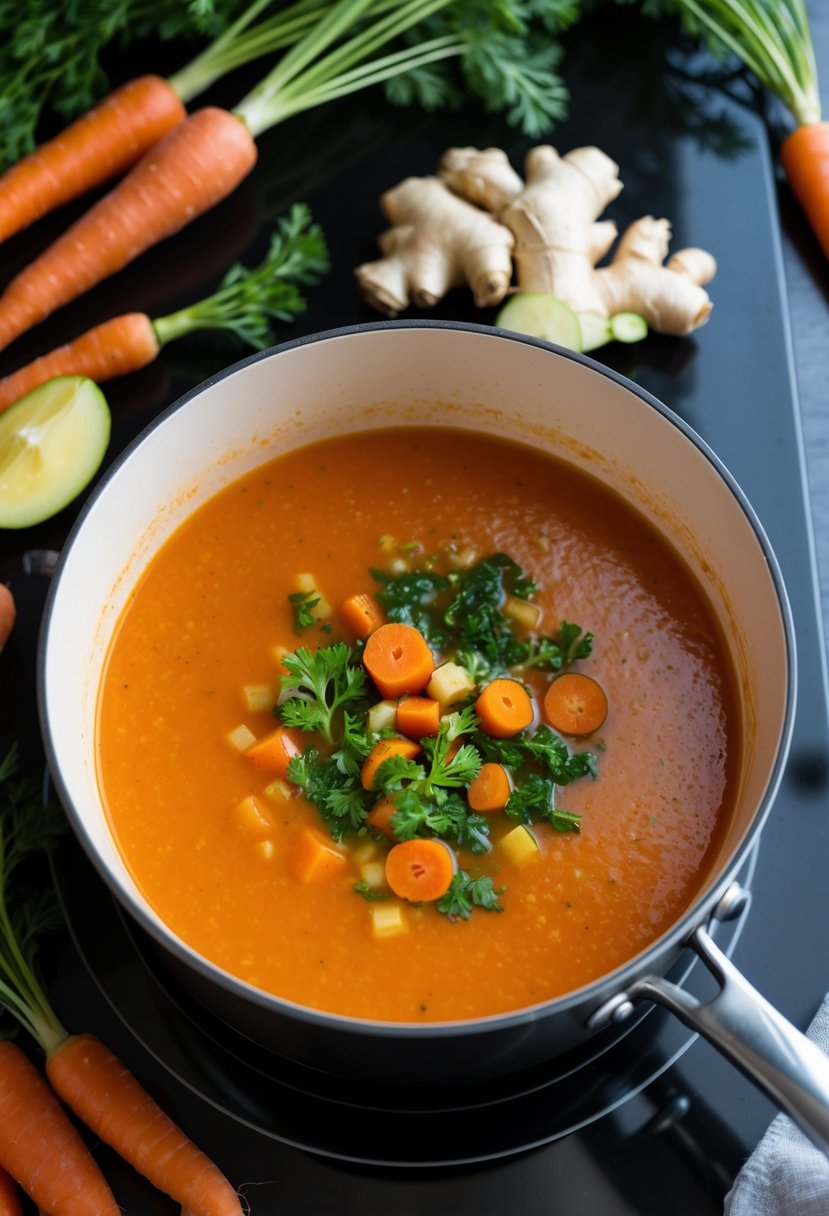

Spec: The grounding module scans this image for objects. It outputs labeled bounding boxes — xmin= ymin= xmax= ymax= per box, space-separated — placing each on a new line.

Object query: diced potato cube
xmin=235 ymin=794 xmax=273 ymax=840
xmin=352 ymin=840 xmax=379 ymax=865
xmin=370 ymin=903 xmax=408 ymax=939
xmin=387 ymin=557 xmax=409 ymax=575
xmin=293 ymin=572 xmax=332 ymax=619
xmin=227 ymin=723 xmax=257 ymax=752
xmin=378 ymin=534 xmax=397 ymax=552
xmin=500 ymin=824 xmax=540 ymax=865
xmin=242 ymin=683 xmax=274 ymax=712
xmin=368 ymin=699 xmax=398 ymax=734
xmin=503 ymin=596 xmax=542 ymax=630
xmin=446 ymin=546 xmax=477 ymax=570
xmin=360 ymin=860 xmax=386 ymax=890
xmin=256 ymin=840 xmax=275 ymax=861
xmin=427 ymin=662 xmax=476 ymax=708
xmin=263 ymin=779 xmax=293 ymax=803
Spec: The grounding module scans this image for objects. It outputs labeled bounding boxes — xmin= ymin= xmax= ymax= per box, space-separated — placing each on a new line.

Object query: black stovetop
xmin=1 ymin=13 xmax=827 ymax=1215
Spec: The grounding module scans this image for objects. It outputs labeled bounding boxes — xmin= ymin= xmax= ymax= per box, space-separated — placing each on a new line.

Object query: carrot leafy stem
xmin=152 ymin=203 xmax=329 ymax=351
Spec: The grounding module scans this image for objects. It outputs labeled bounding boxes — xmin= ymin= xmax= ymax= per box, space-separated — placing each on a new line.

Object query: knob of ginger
xmin=354 ymin=176 xmax=514 ymax=317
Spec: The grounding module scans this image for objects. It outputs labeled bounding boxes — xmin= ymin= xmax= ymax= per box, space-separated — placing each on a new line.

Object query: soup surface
xmin=97 ymin=427 xmax=738 ymax=1022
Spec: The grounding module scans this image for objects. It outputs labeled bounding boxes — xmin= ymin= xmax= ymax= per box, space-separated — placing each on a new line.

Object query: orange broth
xmin=96 ymin=427 xmax=739 ymax=1023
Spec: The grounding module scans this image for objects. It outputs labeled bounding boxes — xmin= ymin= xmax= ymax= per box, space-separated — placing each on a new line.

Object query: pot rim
xmin=36 ymin=318 xmax=797 ymax=1041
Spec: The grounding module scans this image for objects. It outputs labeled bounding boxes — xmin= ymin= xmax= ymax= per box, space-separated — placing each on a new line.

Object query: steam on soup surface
xmin=96 ymin=427 xmax=738 ymax=1023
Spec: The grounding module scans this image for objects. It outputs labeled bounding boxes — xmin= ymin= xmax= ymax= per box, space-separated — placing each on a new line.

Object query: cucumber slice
xmin=495 ymin=293 xmax=582 ymax=351
xmin=0 ymin=376 xmax=111 ymax=529
xmin=577 ymin=312 xmax=613 ymax=352
xmin=609 ymin=312 xmax=648 ymax=344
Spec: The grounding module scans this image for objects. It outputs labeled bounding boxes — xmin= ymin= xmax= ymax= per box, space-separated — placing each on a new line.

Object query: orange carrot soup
xmin=96 ymin=428 xmax=739 ymax=1023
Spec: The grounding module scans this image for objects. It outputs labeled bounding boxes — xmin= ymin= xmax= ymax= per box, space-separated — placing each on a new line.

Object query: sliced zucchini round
xmin=0 ymin=376 xmax=111 ymax=529
xmin=495 ymin=293 xmax=582 ymax=351
xmin=609 ymin=312 xmax=648 ymax=344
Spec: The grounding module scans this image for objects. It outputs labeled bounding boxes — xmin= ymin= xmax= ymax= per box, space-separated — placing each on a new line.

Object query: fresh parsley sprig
xmin=279 ymin=642 xmax=366 ymax=744
xmin=287 ymin=747 xmax=371 ymax=839
xmin=437 ymin=870 xmax=504 ymax=920
xmin=505 ymin=772 xmax=582 ymax=833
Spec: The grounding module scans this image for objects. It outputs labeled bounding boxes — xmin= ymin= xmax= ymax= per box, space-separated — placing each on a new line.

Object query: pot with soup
xmin=39 ymin=322 xmax=829 ymax=1152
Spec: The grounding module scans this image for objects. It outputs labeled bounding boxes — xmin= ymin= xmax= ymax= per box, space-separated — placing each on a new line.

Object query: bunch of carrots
xmin=0 ymin=744 xmax=245 ymax=1215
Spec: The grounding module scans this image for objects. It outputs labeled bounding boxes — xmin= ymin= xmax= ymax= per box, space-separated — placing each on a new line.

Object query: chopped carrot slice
xmin=365 ymin=796 xmax=400 ymax=840
xmin=363 ymin=622 xmax=434 ymax=699
xmin=245 ymin=725 xmax=301 ymax=778
xmin=291 ymin=827 xmax=347 ymax=884
xmin=340 ymin=593 xmax=385 ymax=638
xmin=361 ymin=737 xmax=421 ymax=791
xmin=543 ymin=672 xmax=608 ymax=736
xmin=396 ymin=695 xmax=440 ymax=739
xmin=467 ymin=762 xmax=512 ymax=813
xmin=475 ymin=678 xmax=534 ymax=738
xmin=385 ymin=839 xmax=457 ymax=903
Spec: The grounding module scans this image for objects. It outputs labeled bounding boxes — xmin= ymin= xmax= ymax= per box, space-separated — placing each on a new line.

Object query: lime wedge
xmin=0 ymin=376 xmax=111 ymax=529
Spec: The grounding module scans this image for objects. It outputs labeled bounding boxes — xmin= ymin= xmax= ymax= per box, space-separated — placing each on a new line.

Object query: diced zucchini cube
xmin=368 ymin=699 xmax=398 ymax=734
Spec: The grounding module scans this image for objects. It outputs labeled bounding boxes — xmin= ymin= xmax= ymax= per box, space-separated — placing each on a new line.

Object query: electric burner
xmin=51 ymin=836 xmax=758 ymax=1169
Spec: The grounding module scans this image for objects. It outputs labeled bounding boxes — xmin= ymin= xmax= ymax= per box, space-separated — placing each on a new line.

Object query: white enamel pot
xmin=38 ymin=322 xmax=829 ymax=1153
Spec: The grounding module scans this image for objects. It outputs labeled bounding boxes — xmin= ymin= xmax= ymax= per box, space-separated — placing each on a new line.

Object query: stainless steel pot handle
xmin=591 ymin=886 xmax=829 ymax=1157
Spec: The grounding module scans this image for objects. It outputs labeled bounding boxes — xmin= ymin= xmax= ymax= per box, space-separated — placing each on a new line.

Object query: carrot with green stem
xmin=0 ymin=745 xmax=244 ymax=1215
xmin=0 ymin=203 xmax=329 ymax=411
xmin=659 ymin=0 xmax=829 ymax=259
xmin=0 ymin=0 xmax=332 ymax=245
xmin=0 ymin=0 xmax=574 ymax=351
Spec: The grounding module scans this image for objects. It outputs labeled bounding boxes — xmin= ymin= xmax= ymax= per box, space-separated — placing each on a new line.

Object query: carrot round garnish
xmin=0 ymin=1040 xmax=119 ymax=1216
xmin=45 ymin=1033 xmax=243 ymax=1216
xmin=543 ymin=672 xmax=608 ymax=737
xmin=475 ymin=677 xmax=534 ymax=738
xmin=365 ymin=796 xmax=400 ymax=840
xmin=467 ymin=762 xmax=512 ymax=813
xmin=385 ymin=839 xmax=457 ymax=903
xmin=339 ymin=592 xmax=385 ymax=638
xmin=245 ymin=724 xmax=301 ymax=778
xmin=363 ymin=622 xmax=434 ymax=699
xmin=361 ymin=737 xmax=422 ymax=791
xmin=780 ymin=122 xmax=829 ymax=261
xmin=0 ymin=76 xmax=186 ymax=247
xmin=0 ymin=107 xmax=258 ymax=352
xmin=0 ymin=314 xmax=160 ymax=413
xmin=396 ymin=695 xmax=441 ymax=739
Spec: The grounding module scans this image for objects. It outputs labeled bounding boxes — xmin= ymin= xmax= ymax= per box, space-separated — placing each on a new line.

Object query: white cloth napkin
xmin=724 ymin=993 xmax=829 ymax=1216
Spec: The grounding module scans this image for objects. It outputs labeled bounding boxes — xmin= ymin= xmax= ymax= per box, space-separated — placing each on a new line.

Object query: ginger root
xmin=356 ymin=143 xmax=717 ymax=337
xmin=354 ymin=176 xmax=514 ymax=317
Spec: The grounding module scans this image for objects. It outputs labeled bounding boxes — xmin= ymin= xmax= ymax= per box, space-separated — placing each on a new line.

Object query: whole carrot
xmin=0 ymin=1041 xmax=119 ymax=1216
xmin=45 ymin=1034 xmax=243 ymax=1216
xmin=780 ymin=122 xmax=829 ymax=261
xmin=667 ymin=0 xmax=828 ymax=260
xmin=0 ymin=745 xmax=244 ymax=1216
xmin=0 ymin=108 xmax=258 ymax=353
xmin=0 ymin=77 xmax=185 ymax=246
xmin=0 ymin=0 xmax=468 ymax=350
xmin=0 ymin=1164 xmax=22 ymax=1216
xmin=0 ymin=203 xmax=329 ymax=412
